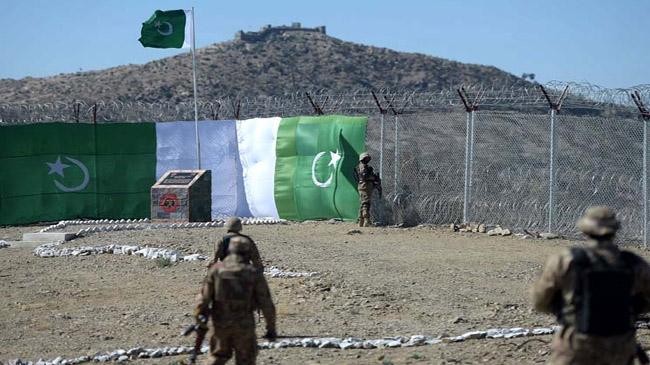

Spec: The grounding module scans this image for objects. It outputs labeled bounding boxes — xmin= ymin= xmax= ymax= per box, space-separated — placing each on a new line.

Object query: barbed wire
xmin=1 ymin=82 xmax=649 ymax=123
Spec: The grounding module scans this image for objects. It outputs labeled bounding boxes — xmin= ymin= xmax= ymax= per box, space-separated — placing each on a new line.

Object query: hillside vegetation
xmin=0 ymin=30 xmax=529 ymax=103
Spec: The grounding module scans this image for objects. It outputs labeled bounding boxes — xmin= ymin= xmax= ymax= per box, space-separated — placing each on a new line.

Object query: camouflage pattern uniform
xmin=531 ymin=207 xmax=650 ymax=365
xmin=196 ymin=239 xmax=277 ymax=365
xmin=356 ymin=152 xmax=378 ymax=227
xmin=211 ymin=217 xmax=263 ymax=272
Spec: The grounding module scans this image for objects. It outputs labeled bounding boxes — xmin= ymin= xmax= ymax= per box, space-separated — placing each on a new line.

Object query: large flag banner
xmin=139 ymin=9 xmax=191 ymax=48
xmin=0 ymin=123 xmax=156 ymax=225
xmin=0 ymin=116 xmax=366 ymax=225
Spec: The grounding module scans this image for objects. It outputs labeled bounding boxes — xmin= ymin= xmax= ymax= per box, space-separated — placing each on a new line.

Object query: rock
xmin=403 ymin=335 xmax=426 ymax=347
xmin=540 ymin=232 xmax=559 ymax=240
xmin=300 ymin=338 xmax=316 ymax=347
xmin=459 ymin=330 xmax=486 ymax=340
xmin=0 ymin=240 xmax=11 ymax=248
xmin=150 ymin=349 xmax=163 ymax=358
xmin=477 ymin=224 xmax=486 ymax=233
xmin=487 ymin=227 xmax=502 ymax=236
xmin=531 ymin=327 xmax=555 ymax=335
xmin=126 ymin=347 xmax=143 ymax=356
xmin=451 ymin=316 xmax=466 ymax=324
xmin=450 ymin=223 xmax=459 ymax=232
xmin=93 ymin=355 xmax=110 ymax=362
xmin=500 ymin=229 xmax=511 ymax=236
xmin=318 ymin=338 xmax=341 ymax=348
xmin=346 ymin=229 xmax=362 ymax=235
xmin=386 ymin=340 xmax=402 ymax=348
xmin=117 ymin=355 xmax=128 ymax=363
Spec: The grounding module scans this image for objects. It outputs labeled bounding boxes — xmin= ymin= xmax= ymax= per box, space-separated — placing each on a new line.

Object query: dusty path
xmin=2 ymin=222 xmax=649 ymax=364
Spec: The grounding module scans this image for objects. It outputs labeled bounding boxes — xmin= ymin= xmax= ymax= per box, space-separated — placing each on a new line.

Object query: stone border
xmin=33 ymin=242 xmax=207 ymax=262
xmin=38 ymin=217 xmax=287 ymax=237
xmin=4 ymin=326 xmax=558 ymax=365
xmin=32 ymin=241 xmax=318 ymax=278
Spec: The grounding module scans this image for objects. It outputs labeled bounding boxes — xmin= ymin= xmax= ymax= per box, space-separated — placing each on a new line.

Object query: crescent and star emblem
xmin=311 ymin=150 xmax=342 ymax=188
xmin=45 ymin=156 xmax=90 ymax=192
xmin=154 ymin=21 xmax=174 ymax=36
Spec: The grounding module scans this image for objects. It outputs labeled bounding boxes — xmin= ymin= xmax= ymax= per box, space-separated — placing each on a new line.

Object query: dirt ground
xmin=2 ymin=222 xmax=650 ymax=365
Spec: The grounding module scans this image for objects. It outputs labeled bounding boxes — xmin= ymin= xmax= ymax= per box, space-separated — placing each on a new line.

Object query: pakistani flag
xmin=139 ymin=9 xmax=191 ymax=48
xmin=0 ymin=116 xmax=366 ymax=225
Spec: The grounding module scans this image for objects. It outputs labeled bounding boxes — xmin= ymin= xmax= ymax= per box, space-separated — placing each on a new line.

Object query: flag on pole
xmin=139 ymin=9 xmax=192 ymax=48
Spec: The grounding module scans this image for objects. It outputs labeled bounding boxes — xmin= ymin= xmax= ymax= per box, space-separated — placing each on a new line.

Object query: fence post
xmin=548 ymin=108 xmax=557 ymax=233
xmin=380 ymin=113 xmax=385 ymax=179
xmin=458 ymin=88 xmax=477 ymax=223
xmin=305 ymin=92 xmax=325 ymax=115
xmin=370 ymin=91 xmax=388 ymax=179
xmin=643 ymin=118 xmax=648 ymax=249
xmin=632 ymin=91 xmax=650 ymax=248
xmin=394 ymin=114 xmax=399 ymax=195
xmin=540 ymin=85 xmax=569 ymax=233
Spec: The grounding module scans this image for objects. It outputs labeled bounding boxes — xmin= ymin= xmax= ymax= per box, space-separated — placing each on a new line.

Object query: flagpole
xmin=191 ymin=6 xmax=201 ymax=169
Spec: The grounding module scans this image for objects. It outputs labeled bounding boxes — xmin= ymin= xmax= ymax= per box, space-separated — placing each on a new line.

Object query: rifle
xmin=373 ymin=173 xmax=383 ymax=198
xmin=182 ymin=315 xmax=208 ymax=364
xmin=638 ymin=344 xmax=650 ymax=365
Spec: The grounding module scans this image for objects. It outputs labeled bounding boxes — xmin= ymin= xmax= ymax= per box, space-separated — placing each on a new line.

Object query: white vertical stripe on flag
xmin=155 ymin=121 xmax=250 ymax=219
xmin=183 ymin=9 xmax=193 ymax=49
xmin=236 ymin=117 xmax=281 ymax=218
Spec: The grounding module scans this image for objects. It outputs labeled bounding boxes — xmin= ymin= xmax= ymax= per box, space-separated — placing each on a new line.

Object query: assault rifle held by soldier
xmin=181 ymin=314 xmax=208 ymax=364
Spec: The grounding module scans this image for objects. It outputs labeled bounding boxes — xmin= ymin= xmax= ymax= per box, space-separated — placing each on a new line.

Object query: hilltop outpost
xmin=234 ymin=22 xmax=326 ymax=42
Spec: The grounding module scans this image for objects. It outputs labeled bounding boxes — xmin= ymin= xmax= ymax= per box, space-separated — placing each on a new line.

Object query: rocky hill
xmin=0 ymin=27 xmax=530 ymax=103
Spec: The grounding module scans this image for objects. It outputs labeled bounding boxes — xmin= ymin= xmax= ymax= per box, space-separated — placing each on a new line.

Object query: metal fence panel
xmin=554 ymin=115 xmax=643 ymax=242
xmin=469 ymin=111 xmax=550 ymax=231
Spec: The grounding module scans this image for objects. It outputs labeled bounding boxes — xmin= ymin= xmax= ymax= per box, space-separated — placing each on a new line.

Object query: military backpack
xmin=561 ymin=246 xmax=640 ymax=336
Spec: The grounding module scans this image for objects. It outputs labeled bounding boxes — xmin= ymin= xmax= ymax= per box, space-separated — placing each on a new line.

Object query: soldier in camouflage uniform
xmin=356 ymin=152 xmax=380 ymax=227
xmin=211 ymin=217 xmax=263 ymax=272
xmin=196 ymin=237 xmax=277 ymax=365
xmin=531 ymin=206 xmax=650 ymax=365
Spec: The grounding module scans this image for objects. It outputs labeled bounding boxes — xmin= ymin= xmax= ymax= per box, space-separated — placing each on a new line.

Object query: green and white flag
xmin=0 ymin=116 xmax=366 ymax=225
xmin=237 ymin=116 xmax=367 ymax=220
xmin=139 ymin=9 xmax=192 ymax=48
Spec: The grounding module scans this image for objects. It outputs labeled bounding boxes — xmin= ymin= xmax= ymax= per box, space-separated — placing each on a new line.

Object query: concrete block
xmin=22 ymin=232 xmax=76 ymax=242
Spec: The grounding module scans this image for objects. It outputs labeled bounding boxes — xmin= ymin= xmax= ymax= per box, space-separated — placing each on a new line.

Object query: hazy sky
xmin=1 ymin=0 xmax=647 ymax=88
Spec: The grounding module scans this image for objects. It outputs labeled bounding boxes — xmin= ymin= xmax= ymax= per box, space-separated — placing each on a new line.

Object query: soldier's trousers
xmin=548 ymin=327 xmax=637 ymax=365
xmin=358 ymin=188 xmax=373 ymax=226
xmin=207 ymin=326 xmax=257 ymax=365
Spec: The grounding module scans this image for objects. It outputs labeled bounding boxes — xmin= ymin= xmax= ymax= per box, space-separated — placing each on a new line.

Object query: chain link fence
xmin=2 ymin=82 xmax=650 ymax=245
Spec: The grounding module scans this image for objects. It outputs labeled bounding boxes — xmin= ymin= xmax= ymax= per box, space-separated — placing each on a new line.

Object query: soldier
xmin=195 ymin=238 xmax=277 ymax=365
xmin=211 ymin=217 xmax=263 ymax=272
xmin=355 ymin=152 xmax=381 ymax=227
xmin=531 ymin=206 xmax=650 ymax=365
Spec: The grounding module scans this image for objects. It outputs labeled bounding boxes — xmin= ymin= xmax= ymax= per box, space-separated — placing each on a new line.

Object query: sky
xmin=0 ymin=0 xmax=648 ymax=89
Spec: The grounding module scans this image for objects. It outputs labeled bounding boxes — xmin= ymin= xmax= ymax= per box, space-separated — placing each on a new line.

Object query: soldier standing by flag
xmin=355 ymin=152 xmax=381 ymax=227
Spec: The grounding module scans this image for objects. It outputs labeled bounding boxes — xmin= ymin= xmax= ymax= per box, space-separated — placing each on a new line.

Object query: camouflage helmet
xmin=225 ymin=217 xmax=243 ymax=232
xmin=359 ymin=152 xmax=371 ymax=162
xmin=227 ymin=236 xmax=251 ymax=256
xmin=577 ymin=206 xmax=620 ymax=237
